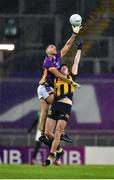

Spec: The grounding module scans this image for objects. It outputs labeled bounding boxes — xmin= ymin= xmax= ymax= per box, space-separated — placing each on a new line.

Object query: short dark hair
xmin=60 ymin=64 xmax=68 ymax=70
xmin=45 ymin=44 xmax=55 ymax=51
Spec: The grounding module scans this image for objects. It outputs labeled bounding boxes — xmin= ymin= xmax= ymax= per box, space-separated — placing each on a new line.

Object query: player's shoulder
xmin=44 ymin=55 xmax=50 ymax=63
xmin=69 ymin=72 xmax=77 ymax=80
xmin=44 ymin=56 xmax=52 ymax=66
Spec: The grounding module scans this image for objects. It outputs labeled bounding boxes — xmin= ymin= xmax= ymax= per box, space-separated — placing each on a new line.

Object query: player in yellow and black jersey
xmin=42 ymin=38 xmax=83 ymax=167
xmin=54 ymin=70 xmax=77 ymax=101
xmin=47 ymin=65 xmax=81 ymax=123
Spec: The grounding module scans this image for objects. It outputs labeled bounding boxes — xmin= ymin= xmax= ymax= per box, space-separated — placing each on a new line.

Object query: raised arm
xmin=72 ymin=49 xmax=81 ymax=75
xmin=60 ymin=25 xmax=82 ymax=58
xmin=60 ymin=33 xmax=76 ymax=58
xmin=71 ymin=39 xmax=83 ymax=75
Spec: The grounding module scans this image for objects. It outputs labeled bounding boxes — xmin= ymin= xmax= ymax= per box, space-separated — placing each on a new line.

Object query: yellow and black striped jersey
xmin=54 ymin=73 xmax=76 ymax=101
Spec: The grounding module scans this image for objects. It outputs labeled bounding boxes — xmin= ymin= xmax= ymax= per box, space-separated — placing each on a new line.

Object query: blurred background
xmin=0 ymin=0 xmax=114 ymax=165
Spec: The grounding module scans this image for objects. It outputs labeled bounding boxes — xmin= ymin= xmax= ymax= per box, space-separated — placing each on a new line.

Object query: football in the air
xmin=70 ymin=14 xmax=82 ymax=26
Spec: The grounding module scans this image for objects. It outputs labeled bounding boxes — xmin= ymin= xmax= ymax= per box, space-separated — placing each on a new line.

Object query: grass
xmin=0 ymin=164 xmax=114 ymax=179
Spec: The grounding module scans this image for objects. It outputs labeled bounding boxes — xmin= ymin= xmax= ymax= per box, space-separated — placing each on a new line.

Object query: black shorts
xmin=48 ymin=102 xmax=72 ymax=122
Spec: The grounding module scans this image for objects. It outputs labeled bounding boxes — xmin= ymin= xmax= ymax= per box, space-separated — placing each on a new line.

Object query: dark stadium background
xmin=0 ymin=0 xmax=114 ymax=166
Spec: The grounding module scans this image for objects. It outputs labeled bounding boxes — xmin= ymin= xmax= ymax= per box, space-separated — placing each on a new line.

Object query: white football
xmin=70 ymin=14 xmax=82 ymax=26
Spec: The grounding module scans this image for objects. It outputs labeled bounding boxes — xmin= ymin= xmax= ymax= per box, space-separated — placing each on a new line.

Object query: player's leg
xmin=37 ymin=85 xmax=54 ymax=135
xmin=31 ymin=141 xmax=41 ymax=164
xmin=39 ymin=92 xmax=54 ymax=134
xmin=42 ymin=120 xmax=66 ymax=167
xmin=40 ymin=117 xmax=56 ymax=146
xmin=42 ymin=101 xmax=72 ymax=166
xmin=46 ymin=93 xmax=54 ymax=104
xmin=45 ymin=117 xmax=57 ymax=140
xmin=31 ymin=129 xmax=42 ymax=164
xmin=50 ymin=120 xmax=66 ymax=155
xmin=38 ymin=85 xmax=71 ymax=142
xmin=38 ymin=98 xmax=49 ymax=135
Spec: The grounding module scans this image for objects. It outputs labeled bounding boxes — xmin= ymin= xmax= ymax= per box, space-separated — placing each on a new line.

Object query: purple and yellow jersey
xmin=40 ymin=53 xmax=61 ymax=87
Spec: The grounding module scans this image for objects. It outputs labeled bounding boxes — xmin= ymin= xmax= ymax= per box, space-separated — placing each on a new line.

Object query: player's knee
xmin=45 ymin=126 xmax=52 ymax=138
xmin=54 ymin=130 xmax=61 ymax=139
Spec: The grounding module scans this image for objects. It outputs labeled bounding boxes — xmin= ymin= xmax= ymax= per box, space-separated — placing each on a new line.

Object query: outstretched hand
xmin=72 ymin=25 xmax=82 ymax=34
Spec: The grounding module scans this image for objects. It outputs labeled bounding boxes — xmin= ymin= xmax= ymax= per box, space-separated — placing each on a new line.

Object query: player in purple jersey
xmin=37 ymin=25 xmax=82 ymax=141
xmin=41 ymin=51 xmax=61 ymax=88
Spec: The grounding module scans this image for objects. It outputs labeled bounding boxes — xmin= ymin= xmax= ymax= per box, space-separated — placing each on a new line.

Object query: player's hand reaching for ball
xmin=72 ymin=25 xmax=82 ymax=34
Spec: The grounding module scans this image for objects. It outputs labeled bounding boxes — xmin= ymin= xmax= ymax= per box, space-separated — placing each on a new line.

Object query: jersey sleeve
xmin=44 ymin=59 xmax=56 ymax=70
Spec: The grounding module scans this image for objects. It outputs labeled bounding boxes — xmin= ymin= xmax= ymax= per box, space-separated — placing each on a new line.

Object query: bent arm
xmin=49 ymin=68 xmax=72 ymax=84
xmin=60 ymin=33 xmax=77 ymax=58
xmin=71 ymin=49 xmax=82 ymax=75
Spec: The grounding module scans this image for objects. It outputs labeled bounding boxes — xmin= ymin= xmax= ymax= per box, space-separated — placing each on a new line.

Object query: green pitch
xmin=0 ymin=164 xmax=114 ymax=179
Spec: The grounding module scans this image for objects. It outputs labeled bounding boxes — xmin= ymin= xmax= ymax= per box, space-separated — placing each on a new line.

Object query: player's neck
xmin=48 ymin=54 xmax=56 ymax=59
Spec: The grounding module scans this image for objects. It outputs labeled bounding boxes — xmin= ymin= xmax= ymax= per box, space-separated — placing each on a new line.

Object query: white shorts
xmin=37 ymin=85 xmax=54 ymax=100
